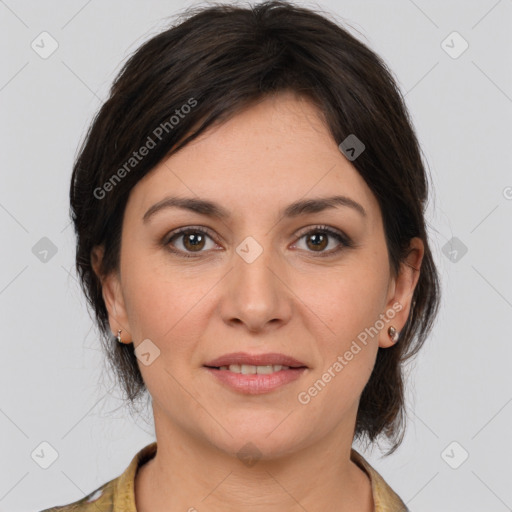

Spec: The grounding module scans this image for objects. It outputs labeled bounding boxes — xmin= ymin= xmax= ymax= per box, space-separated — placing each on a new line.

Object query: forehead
xmin=125 ymin=93 xmax=380 ymax=226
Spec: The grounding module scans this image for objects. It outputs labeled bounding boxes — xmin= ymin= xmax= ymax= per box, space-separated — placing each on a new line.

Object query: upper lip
xmin=204 ymin=352 xmax=308 ymax=368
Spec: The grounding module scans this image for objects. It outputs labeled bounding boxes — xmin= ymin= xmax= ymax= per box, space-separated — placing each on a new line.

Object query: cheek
xmin=296 ymin=271 xmax=383 ymax=417
xmin=121 ymin=252 xmax=216 ymax=349
xmin=290 ymin=257 xmax=388 ymax=402
xmin=297 ymin=262 xmax=389 ymax=344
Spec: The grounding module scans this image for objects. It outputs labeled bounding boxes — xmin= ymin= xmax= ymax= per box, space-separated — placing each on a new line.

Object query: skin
xmin=92 ymin=90 xmax=423 ymax=512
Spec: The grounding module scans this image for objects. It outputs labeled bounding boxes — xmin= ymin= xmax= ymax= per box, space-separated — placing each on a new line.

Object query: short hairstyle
xmin=71 ymin=0 xmax=441 ymax=455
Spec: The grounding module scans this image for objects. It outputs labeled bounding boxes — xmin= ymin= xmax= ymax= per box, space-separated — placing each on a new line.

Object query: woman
xmin=41 ymin=1 xmax=440 ymax=511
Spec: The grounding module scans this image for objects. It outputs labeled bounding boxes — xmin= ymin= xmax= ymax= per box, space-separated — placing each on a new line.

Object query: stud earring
xmin=116 ymin=329 xmax=123 ymax=343
xmin=388 ymin=326 xmax=399 ymax=343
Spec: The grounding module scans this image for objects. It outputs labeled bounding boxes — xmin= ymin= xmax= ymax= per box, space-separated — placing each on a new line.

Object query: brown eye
xmin=293 ymin=226 xmax=352 ymax=257
xmin=305 ymin=232 xmax=329 ymax=251
xmin=165 ymin=227 xmax=217 ymax=258
xmin=182 ymin=231 xmax=206 ymax=251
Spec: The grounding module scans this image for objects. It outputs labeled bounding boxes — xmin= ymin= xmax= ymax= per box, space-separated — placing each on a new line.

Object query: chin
xmin=203 ymin=415 xmax=310 ymax=462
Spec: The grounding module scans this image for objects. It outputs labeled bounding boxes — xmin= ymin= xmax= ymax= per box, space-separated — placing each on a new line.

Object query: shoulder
xmin=37 ymin=442 xmax=157 ymax=512
xmin=37 ymin=478 xmax=116 ymax=512
xmin=350 ymin=448 xmax=410 ymax=512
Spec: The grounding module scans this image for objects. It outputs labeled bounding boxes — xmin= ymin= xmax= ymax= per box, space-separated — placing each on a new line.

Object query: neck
xmin=135 ymin=409 xmax=373 ymax=512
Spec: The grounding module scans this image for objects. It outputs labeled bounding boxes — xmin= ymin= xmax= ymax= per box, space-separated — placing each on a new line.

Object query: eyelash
xmin=163 ymin=225 xmax=353 ymax=259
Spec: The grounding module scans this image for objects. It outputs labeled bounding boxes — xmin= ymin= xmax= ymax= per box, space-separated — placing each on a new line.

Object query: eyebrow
xmin=142 ymin=194 xmax=367 ymax=223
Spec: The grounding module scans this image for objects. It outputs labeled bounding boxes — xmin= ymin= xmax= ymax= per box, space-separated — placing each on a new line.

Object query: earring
xmin=388 ymin=326 xmax=399 ymax=343
xmin=116 ymin=329 xmax=123 ymax=343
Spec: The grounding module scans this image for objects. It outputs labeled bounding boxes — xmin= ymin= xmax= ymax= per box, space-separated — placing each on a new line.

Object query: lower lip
xmin=204 ymin=367 xmax=307 ymax=395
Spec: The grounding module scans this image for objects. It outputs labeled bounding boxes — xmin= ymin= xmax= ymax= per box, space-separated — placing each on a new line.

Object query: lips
xmin=203 ymin=352 xmax=308 ymax=369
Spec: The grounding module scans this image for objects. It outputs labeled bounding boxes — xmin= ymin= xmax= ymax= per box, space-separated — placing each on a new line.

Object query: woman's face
xmin=96 ymin=91 xmax=423 ymax=459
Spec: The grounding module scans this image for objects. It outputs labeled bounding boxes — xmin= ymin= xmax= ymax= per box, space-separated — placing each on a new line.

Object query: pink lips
xmin=203 ymin=352 xmax=308 ymax=395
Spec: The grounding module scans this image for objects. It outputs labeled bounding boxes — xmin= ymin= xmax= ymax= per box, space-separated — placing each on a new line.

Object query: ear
xmin=91 ymin=245 xmax=132 ymax=343
xmin=379 ymin=237 xmax=424 ymax=348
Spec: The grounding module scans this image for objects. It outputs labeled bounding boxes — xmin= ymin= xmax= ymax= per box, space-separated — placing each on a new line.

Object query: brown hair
xmin=71 ymin=0 xmax=440 ymax=455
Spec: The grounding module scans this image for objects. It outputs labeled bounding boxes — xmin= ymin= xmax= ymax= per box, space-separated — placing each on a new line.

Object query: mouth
xmin=202 ymin=352 xmax=309 ymax=395
xmin=203 ymin=351 xmax=308 ymax=369
xmin=204 ymin=364 xmax=307 ymax=374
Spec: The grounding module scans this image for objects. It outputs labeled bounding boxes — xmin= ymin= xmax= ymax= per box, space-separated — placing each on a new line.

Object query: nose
xmin=220 ymin=242 xmax=293 ymax=334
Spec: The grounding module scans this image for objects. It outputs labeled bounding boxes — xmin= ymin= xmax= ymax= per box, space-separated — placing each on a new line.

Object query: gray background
xmin=1 ymin=1 xmax=511 ymax=511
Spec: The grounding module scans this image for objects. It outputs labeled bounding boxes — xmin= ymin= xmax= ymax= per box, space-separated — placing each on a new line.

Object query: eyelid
xmin=293 ymin=224 xmax=349 ymax=242
xmin=291 ymin=224 xmax=354 ymax=255
xmin=164 ymin=225 xmax=219 ymax=244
